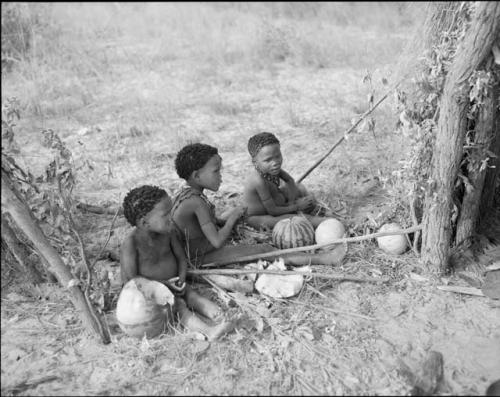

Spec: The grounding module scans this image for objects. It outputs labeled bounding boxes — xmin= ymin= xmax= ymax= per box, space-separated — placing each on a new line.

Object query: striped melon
xmin=116 ymin=277 xmax=175 ymax=339
xmin=272 ymin=216 xmax=315 ymax=249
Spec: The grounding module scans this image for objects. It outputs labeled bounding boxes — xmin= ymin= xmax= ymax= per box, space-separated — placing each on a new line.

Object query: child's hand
xmin=167 ymin=276 xmax=186 ymax=294
xmin=296 ymin=196 xmax=315 ymax=211
xmin=286 ymin=182 xmax=300 ymax=202
xmin=228 ymin=205 xmax=247 ymax=221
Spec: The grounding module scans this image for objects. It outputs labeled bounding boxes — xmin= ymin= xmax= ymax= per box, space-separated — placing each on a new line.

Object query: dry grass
xmin=2 ymin=3 xmax=500 ymax=396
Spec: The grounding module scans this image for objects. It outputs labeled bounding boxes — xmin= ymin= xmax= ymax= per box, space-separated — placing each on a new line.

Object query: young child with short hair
xmin=243 ymin=131 xmax=326 ymax=230
xmin=171 ymin=143 xmax=274 ymax=265
xmin=120 ymin=185 xmax=234 ymax=340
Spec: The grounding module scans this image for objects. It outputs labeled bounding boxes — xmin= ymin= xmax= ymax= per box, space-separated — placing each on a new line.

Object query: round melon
xmin=376 ymin=223 xmax=408 ymax=255
xmin=315 ymin=218 xmax=345 ymax=245
xmin=116 ymin=277 xmax=175 ymax=339
xmin=272 ymin=216 xmax=315 ymax=249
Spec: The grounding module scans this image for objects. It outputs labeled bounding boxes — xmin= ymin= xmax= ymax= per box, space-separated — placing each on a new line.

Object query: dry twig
xmin=76 ymin=202 xmax=123 ymax=216
xmin=186 ymin=268 xmax=389 ymax=283
xmin=90 ymin=206 xmax=121 ymax=269
xmin=436 ymin=285 xmax=485 ymax=297
xmin=297 ymin=78 xmax=404 ymax=183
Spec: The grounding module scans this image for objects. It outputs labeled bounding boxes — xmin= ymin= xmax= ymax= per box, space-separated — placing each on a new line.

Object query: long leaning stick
xmin=201 ymin=224 xmax=422 ymax=268
xmin=297 ymin=79 xmax=403 ymax=184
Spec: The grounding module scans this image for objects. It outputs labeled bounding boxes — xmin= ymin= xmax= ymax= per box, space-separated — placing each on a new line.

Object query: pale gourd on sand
xmin=116 ymin=277 xmax=175 ymax=339
xmin=314 ymin=218 xmax=345 ymax=245
xmin=376 ymin=223 xmax=408 ymax=255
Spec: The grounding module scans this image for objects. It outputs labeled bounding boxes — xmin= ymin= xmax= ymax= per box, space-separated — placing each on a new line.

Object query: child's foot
xmin=209 ymin=309 xmax=225 ymax=323
xmin=316 ymin=243 xmax=348 ymax=265
xmin=206 ymin=319 xmax=235 ymax=341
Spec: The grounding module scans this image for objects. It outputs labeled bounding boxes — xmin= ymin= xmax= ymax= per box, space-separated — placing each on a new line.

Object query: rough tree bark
xmin=455 ymin=78 xmax=498 ymax=244
xmin=1 ymin=215 xmax=44 ymax=284
xmin=1 ymin=171 xmax=111 ymax=344
xmin=479 ymin=82 xmax=500 ymax=220
xmin=421 ymin=2 xmax=500 ymax=273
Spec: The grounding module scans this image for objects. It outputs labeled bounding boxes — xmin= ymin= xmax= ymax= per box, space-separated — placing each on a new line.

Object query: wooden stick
xmin=201 ymin=225 xmax=422 ymax=268
xmin=486 ymin=263 xmax=500 ymax=272
xmin=186 ymin=268 xmax=389 ymax=283
xmin=436 ymin=285 xmax=485 ymax=297
xmin=1 ymin=171 xmax=106 ymax=342
xmin=90 ymin=206 xmax=121 ymax=269
xmin=76 ymin=202 xmax=123 ymax=216
xmin=297 ymin=79 xmax=403 ymax=183
xmin=409 ymin=195 xmax=421 ymax=255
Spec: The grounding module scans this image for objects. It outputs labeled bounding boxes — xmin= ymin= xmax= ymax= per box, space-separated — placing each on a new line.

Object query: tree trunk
xmin=1 ymin=215 xmax=44 ymax=284
xmin=479 ymin=82 xmax=500 ymax=219
xmin=455 ymin=79 xmax=498 ymax=244
xmin=1 ymin=171 xmax=111 ymax=344
xmin=421 ymin=2 xmax=500 ymax=273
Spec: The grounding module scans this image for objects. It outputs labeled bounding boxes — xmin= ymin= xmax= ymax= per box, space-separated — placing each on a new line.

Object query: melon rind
xmin=272 ymin=216 xmax=315 ymax=249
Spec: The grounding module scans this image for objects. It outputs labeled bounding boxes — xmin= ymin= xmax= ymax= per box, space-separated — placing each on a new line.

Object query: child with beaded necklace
xmin=243 ymin=131 xmax=328 ymax=230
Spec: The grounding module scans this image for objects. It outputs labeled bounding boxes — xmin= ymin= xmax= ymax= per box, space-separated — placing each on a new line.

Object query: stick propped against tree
xmin=1 ymin=170 xmax=111 ymax=344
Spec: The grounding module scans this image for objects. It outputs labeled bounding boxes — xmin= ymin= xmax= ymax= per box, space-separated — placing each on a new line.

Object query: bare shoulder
xmin=244 ymin=169 xmax=265 ymax=190
xmin=121 ymin=231 xmax=136 ymax=250
xmin=173 ymin=195 xmax=204 ymax=214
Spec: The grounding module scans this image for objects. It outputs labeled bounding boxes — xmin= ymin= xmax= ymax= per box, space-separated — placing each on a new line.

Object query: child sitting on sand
xmin=171 ymin=143 xmax=274 ymax=265
xmin=120 ymin=185 xmax=234 ymax=340
xmin=243 ymin=131 xmax=327 ymax=230
xmin=172 ymin=142 xmax=345 ymax=267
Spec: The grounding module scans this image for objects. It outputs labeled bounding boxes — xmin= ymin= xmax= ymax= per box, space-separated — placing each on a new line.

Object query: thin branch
xmin=201 ymin=225 xmax=422 ymax=268
xmin=76 ymin=202 xmax=123 ymax=216
xmin=90 ymin=206 xmax=121 ymax=269
xmin=436 ymin=285 xmax=485 ymax=297
xmin=297 ymin=78 xmax=405 ymax=183
xmin=185 ymin=268 xmax=389 ymax=283
xmin=409 ymin=194 xmax=421 ymax=255
xmin=58 ymin=180 xmax=110 ymax=344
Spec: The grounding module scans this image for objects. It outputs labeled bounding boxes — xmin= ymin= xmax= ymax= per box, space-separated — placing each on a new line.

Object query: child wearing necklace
xmin=243 ymin=132 xmax=326 ymax=230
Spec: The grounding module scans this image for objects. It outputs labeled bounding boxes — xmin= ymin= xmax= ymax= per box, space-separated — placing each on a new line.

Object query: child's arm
xmin=195 ymin=200 xmax=245 ymax=249
xmin=120 ymin=235 xmax=138 ymax=285
xmin=255 ymin=179 xmax=312 ymax=216
xmin=279 ymin=169 xmax=300 ymax=202
xmin=170 ymin=231 xmax=187 ymax=286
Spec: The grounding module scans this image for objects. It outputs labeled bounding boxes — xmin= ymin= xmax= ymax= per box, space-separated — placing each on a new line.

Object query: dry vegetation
xmin=1 ymin=3 xmax=499 ymax=396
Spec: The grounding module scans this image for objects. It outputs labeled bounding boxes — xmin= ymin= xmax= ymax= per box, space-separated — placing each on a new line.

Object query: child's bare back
xmin=171 ymin=143 xmax=247 ymax=263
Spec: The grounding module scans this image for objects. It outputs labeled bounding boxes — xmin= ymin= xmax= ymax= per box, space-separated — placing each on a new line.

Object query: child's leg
xmin=183 ymin=285 xmax=223 ymax=321
xmin=174 ymin=298 xmax=234 ymax=341
xmin=246 ymin=213 xmax=296 ymax=231
xmin=281 ymin=243 xmax=347 ymax=266
xmin=303 ymin=214 xmax=332 ymax=228
xmin=202 ymin=243 xmax=275 ymax=264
